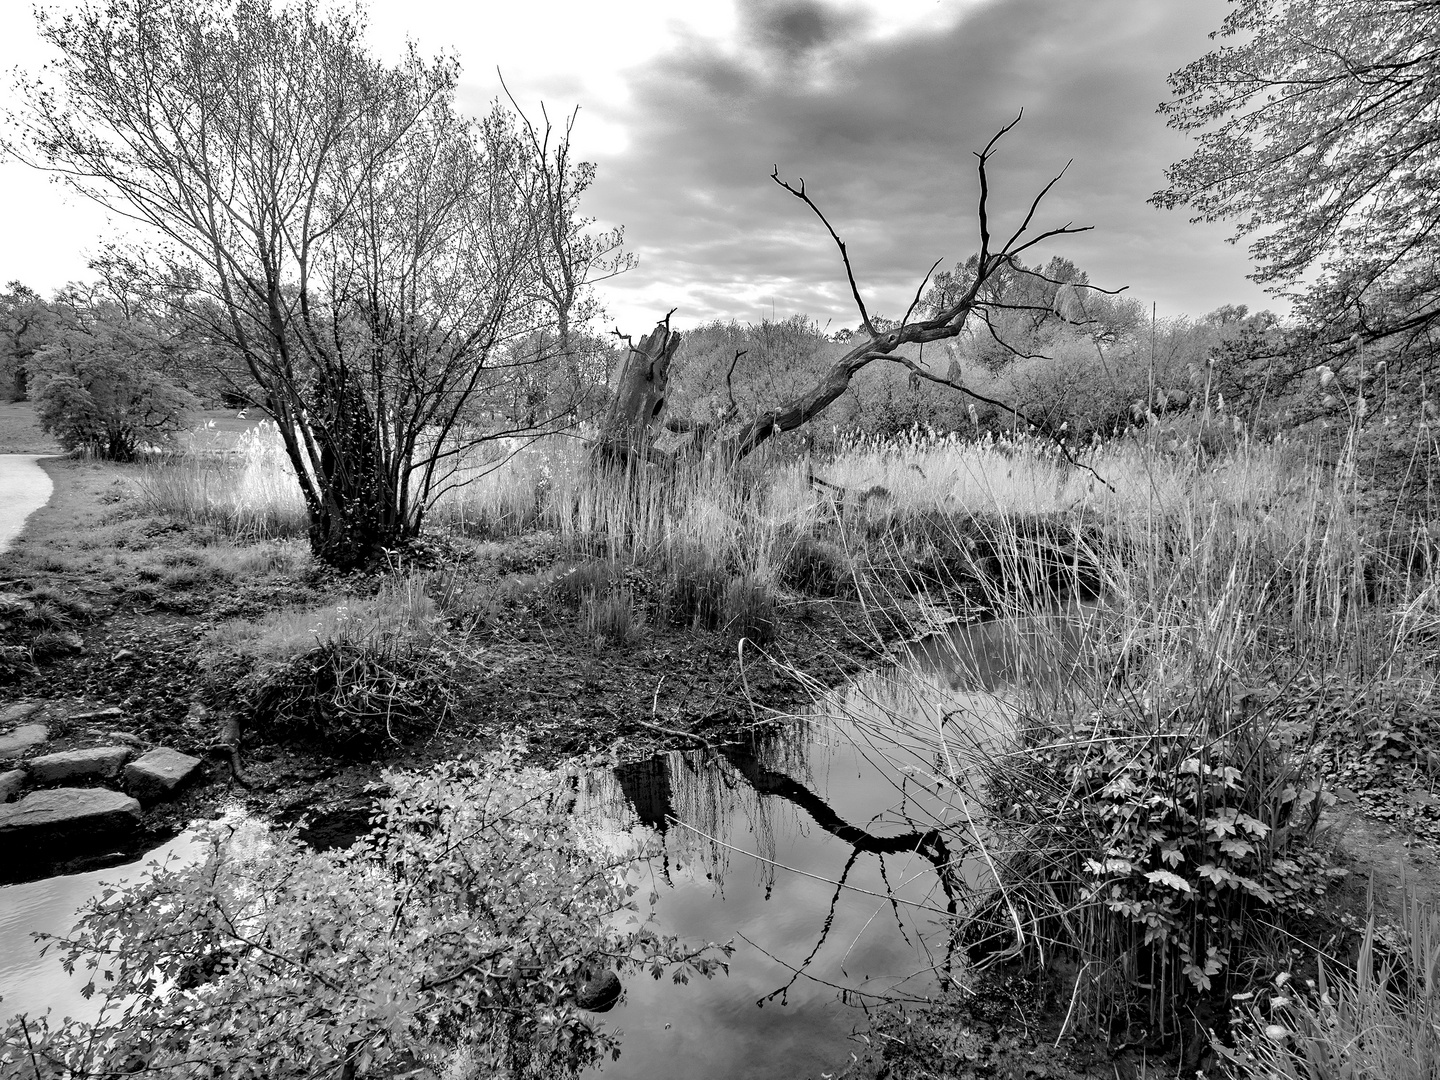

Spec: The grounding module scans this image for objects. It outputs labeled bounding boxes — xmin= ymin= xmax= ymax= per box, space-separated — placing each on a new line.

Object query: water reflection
xmin=572 ymin=613 xmax=1065 ymax=1080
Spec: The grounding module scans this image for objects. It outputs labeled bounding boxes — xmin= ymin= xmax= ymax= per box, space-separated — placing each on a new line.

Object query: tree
xmin=1153 ymin=0 xmax=1440 ymax=348
xmin=0 ymin=281 xmax=53 ymax=401
xmin=31 ymin=296 xmax=200 ymax=459
xmin=8 ymin=0 xmax=624 ymax=568
xmin=613 ymin=117 xmax=1119 ymax=465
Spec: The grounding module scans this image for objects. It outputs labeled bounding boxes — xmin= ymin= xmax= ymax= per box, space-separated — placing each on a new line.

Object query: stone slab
xmin=0 ymin=723 xmax=48 ymax=759
xmin=0 ymin=701 xmax=43 ymax=725
xmin=0 ymin=769 xmax=24 ymax=803
xmin=124 ymin=747 xmax=202 ymax=803
xmin=27 ymin=745 xmax=133 ymax=783
xmin=0 ymin=787 xmax=142 ymax=845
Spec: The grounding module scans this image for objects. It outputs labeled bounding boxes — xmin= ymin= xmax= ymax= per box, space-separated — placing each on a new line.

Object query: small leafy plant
xmin=980 ymin=692 xmax=1340 ymax=1032
xmin=0 ymin=752 xmax=732 ymax=1079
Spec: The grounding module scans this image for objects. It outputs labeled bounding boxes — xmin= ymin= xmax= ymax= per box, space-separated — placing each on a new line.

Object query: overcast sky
xmin=0 ymin=0 xmax=1277 ymax=334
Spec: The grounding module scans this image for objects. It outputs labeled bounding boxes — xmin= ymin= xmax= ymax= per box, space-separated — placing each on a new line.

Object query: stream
xmin=0 ymin=612 xmax=1083 ymax=1075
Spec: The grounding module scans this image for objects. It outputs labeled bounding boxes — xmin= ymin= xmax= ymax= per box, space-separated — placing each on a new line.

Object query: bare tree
xmin=7 ymin=0 xmax=625 ymax=567
xmin=607 ymin=116 xmax=1120 ymax=466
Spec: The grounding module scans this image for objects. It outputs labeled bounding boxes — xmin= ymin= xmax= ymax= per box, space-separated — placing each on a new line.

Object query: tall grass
xmin=1221 ymin=890 xmax=1440 ymax=1080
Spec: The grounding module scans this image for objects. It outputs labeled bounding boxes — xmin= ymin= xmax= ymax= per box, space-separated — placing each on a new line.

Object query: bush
xmin=0 ymin=755 xmax=731 ymax=1079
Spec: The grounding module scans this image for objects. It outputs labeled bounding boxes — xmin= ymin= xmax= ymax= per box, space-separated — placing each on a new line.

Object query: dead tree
xmin=602 ymin=115 xmax=1123 ymax=474
xmin=592 ymin=313 xmax=683 ymax=468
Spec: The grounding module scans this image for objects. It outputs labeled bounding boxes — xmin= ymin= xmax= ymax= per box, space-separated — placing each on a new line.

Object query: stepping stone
xmin=0 ymin=702 xmax=42 ymax=725
xmin=70 ymin=706 xmax=124 ymax=723
xmin=124 ymin=747 xmax=203 ymax=803
xmin=0 ymin=787 xmax=142 ymax=848
xmin=28 ymin=745 xmax=133 ymax=783
xmin=0 ymin=769 xmax=24 ymax=803
xmin=0 ymin=723 xmax=48 ymax=759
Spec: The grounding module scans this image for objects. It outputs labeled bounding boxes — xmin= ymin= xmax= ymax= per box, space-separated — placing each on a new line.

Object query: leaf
xmin=1145 ymin=869 xmax=1192 ymax=893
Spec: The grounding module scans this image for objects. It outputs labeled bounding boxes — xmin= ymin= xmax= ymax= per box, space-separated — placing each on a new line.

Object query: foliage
xmin=9 ymin=0 xmax=627 ymax=568
xmin=1154 ymin=0 xmax=1440 ymax=346
xmin=206 ymin=576 xmax=454 ymax=750
xmin=0 ymin=755 xmax=731 ymax=1078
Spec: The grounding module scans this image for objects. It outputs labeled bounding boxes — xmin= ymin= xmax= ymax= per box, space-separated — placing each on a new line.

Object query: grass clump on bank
xmin=204 ymin=574 xmax=455 ymax=750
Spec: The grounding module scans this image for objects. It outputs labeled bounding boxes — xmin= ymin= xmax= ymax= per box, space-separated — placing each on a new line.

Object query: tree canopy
xmin=1153 ymin=0 xmax=1440 ymax=345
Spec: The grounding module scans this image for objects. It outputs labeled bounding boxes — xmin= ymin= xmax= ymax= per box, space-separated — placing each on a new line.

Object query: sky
xmin=0 ymin=0 xmax=1279 ymax=335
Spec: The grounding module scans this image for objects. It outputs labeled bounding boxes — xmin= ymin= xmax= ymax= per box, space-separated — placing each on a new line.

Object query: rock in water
xmin=28 ymin=745 xmax=133 ymax=783
xmin=124 ymin=747 xmax=203 ymax=803
xmin=0 ymin=787 xmax=142 ymax=850
xmin=574 ymin=969 xmax=622 ymax=1012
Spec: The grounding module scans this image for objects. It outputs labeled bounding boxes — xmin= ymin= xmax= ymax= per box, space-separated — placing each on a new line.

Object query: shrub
xmin=977 ymin=693 xmax=1338 ymax=1035
xmin=0 ymin=755 xmax=731 ymax=1079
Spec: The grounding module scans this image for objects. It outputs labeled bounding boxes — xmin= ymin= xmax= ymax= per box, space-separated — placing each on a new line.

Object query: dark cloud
xmin=739 ymin=0 xmax=870 ymax=62
xmin=583 ymin=0 xmax=1273 ymax=332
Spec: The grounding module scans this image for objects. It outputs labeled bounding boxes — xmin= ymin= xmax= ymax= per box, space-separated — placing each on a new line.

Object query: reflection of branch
xmin=721 ymin=747 xmax=957 ymax=863
xmin=761 ymin=848 xmax=860 ymax=1006
xmin=738 ymin=932 xmax=942 ymax=1007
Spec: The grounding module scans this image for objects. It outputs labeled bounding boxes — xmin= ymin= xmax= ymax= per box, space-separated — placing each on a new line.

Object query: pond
xmin=0 ymin=611 xmax=1087 ymax=1075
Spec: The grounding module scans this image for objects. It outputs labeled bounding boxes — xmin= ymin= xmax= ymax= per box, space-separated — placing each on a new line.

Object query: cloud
xmin=583 ymin=0 xmax=1272 ymax=332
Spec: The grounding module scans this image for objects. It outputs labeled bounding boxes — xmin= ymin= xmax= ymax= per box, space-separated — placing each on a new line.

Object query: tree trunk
xmin=305 ymin=374 xmax=403 ymax=570
xmin=591 ymin=320 xmax=681 ymax=467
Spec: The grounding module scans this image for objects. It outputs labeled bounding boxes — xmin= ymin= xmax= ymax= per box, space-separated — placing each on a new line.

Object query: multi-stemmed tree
xmin=8 ymin=0 xmax=629 ymax=567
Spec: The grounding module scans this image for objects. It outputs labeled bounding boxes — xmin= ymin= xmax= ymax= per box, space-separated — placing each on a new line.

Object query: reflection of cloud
xmin=584 ymin=0 xmax=1272 ymax=333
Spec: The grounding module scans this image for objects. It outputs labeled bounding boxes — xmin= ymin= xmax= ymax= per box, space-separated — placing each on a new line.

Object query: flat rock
xmin=124 ymin=747 xmax=202 ymax=803
xmin=0 ymin=723 xmax=49 ymax=759
xmin=0 ymin=787 xmax=142 ymax=847
xmin=28 ymin=745 xmax=133 ymax=783
xmin=0 ymin=769 xmax=25 ymax=803
xmin=69 ymin=706 xmax=124 ymax=723
xmin=0 ymin=701 xmax=43 ymax=725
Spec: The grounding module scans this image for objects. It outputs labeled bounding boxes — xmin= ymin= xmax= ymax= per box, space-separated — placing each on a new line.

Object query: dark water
xmin=0 ymin=613 xmax=1087 ymax=1075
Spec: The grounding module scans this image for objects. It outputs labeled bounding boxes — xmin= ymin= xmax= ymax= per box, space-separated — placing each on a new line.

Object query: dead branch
xmin=771 ymin=167 xmax=877 ymax=336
